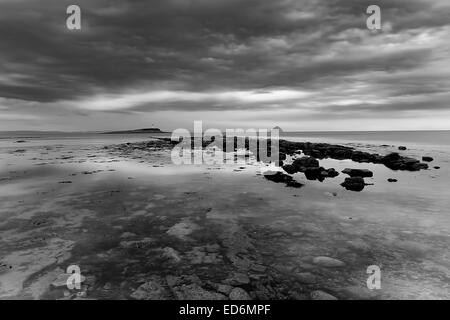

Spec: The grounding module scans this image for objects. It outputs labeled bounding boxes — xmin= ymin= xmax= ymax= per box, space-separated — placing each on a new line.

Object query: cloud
xmin=0 ymin=0 xmax=449 ymax=130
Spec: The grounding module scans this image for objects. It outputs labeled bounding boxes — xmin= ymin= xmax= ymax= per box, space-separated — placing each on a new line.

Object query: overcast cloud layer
xmin=0 ymin=0 xmax=449 ymax=131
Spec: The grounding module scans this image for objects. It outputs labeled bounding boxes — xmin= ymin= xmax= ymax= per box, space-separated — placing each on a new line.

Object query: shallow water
xmin=0 ymin=134 xmax=449 ymax=300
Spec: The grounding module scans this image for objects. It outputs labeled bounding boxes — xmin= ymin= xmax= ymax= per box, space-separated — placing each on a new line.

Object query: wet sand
xmin=0 ymin=138 xmax=449 ymax=300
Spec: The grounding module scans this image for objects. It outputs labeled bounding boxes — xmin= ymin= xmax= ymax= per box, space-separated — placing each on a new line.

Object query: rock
xmin=120 ymin=232 xmax=137 ymax=239
xmin=264 ymin=171 xmax=291 ymax=183
xmin=326 ymin=168 xmax=339 ymax=178
xmin=285 ymin=180 xmax=304 ymax=188
xmin=434 ymin=166 xmax=440 ymax=169
xmin=282 ymin=164 xmax=297 ymax=174
xmin=340 ymin=177 xmax=366 ymax=192
xmin=398 ymin=146 xmax=407 ymax=150
xmin=161 ymin=247 xmax=182 ymax=263
xmin=225 ymin=273 xmax=250 ymax=285
xmin=172 ymin=284 xmax=227 ymax=300
xmin=342 ymin=168 xmax=373 ymax=178
xmin=295 ymin=272 xmax=317 ymax=284
xmin=51 ymin=272 xmax=86 ymax=288
xmin=422 ymin=156 xmax=433 ymax=162
xmin=264 ymin=171 xmax=304 ymax=188
xmin=304 ymin=167 xmax=326 ymax=181
xmin=310 ymin=290 xmax=338 ymax=300
xmin=131 ymin=277 xmax=170 ymax=300
xmin=382 ymin=152 xmax=428 ymax=171
xmin=229 ymin=287 xmax=252 ymax=300
xmin=214 ymin=284 xmax=234 ymax=295
xmin=292 ymin=156 xmax=319 ymax=171
xmin=387 ymin=178 xmax=398 ymax=182
xmin=250 ymin=264 xmax=267 ymax=273
xmin=119 ymin=237 xmax=154 ymax=249
xmin=312 ymin=256 xmax=345 ymax=267
xmin=166 ymin=220 xmax=198 ymax=240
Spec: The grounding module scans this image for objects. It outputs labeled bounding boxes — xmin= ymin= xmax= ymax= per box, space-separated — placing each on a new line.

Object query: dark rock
xmin=326 ymin=168 xmax=339 ymax=178
xmin=292 ymin=156 xmax=319 ymax=171
xmin=382 ymin=152 xmax=428 ymax=171
xmin=264 ymin=171 xmax=303 ymax=188
xmin=263 ymin=172 xmax=293 ymax=183
xmin=422 ymin=156 xmax=433 ymax=162
xmin=342 ymin=168 xmax=373 ymax=178
xmin=282 ymin=164 xmax=297 ymax=174
xmin=340 ymin=177 xmax=366 ymax=192
xmin=434 ymin=166 xmax=440 ymax=169
xmin=398 ymin=146 xmax=407 ymax=150
xmin=387 ymin=178 xmax=398 ymax=182
xmin=304 ymin=167 xmax=325 ymax=181
xmin=285 ymin=180 xmax=304 ymax=188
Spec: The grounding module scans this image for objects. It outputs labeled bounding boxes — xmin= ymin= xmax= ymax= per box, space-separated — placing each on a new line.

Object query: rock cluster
xmin=263 ymin=171 xmax=304 ymax=188
xmin=277 ymin=141 xmax=429 ymax=172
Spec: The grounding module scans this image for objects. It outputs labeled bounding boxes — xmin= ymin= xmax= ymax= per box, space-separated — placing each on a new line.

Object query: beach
xmin=0 ymin=132 xmax=449 ymax=300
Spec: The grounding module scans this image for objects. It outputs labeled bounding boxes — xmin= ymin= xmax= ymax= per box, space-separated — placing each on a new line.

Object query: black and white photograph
xmin=0 ymin=0 xmax=449 ymax=307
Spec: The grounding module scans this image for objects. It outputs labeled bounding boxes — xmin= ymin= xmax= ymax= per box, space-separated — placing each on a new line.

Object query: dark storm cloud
xmin=0 ymin=0 xmax=449 ymax=129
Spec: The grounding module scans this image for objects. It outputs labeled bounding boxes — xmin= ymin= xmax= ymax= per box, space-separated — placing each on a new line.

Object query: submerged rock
xmin=172 ymin=284 xmax=227 ymax=300
xmin=310 ymin=290 xmax=338 ymax=300
xmin=387 ymin=178 xmax=398 ymax=182
xmin=51 ymin=271 xmax=86 ymax=288
xmin=225 ymin=272 xmax=250 ymax=285
xmin=398 ymin=146 xmax=407 ymax=150
xmin=229 ymin=287 xmax=252 ymax=300
xmin=131 ymin=277 xmax=171 ymax=300
xmin=312 ymin=256 xmax=345 ymax=267
xmin=295 ymin=272 xmax=317 ymax=284
xmin=422 ymin=156 xmax=434 ymax=162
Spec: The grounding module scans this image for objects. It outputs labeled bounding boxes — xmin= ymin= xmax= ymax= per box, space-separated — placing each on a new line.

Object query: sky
xmin=0 ymin=0 xmax=449 ymax=132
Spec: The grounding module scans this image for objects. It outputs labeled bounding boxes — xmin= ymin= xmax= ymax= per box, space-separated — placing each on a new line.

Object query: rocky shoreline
xmin=126 ymin=136 xmax=433 ymax=192
xmin=1 ymin=136 xmax=445 ymax=300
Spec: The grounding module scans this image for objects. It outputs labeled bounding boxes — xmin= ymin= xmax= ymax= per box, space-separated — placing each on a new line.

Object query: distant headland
xmin=102 ymin=127 xmax=165 ymax=134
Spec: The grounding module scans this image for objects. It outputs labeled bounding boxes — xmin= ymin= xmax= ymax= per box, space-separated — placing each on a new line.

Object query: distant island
xmin=103 ymin=127 xmax=165 ymax=134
